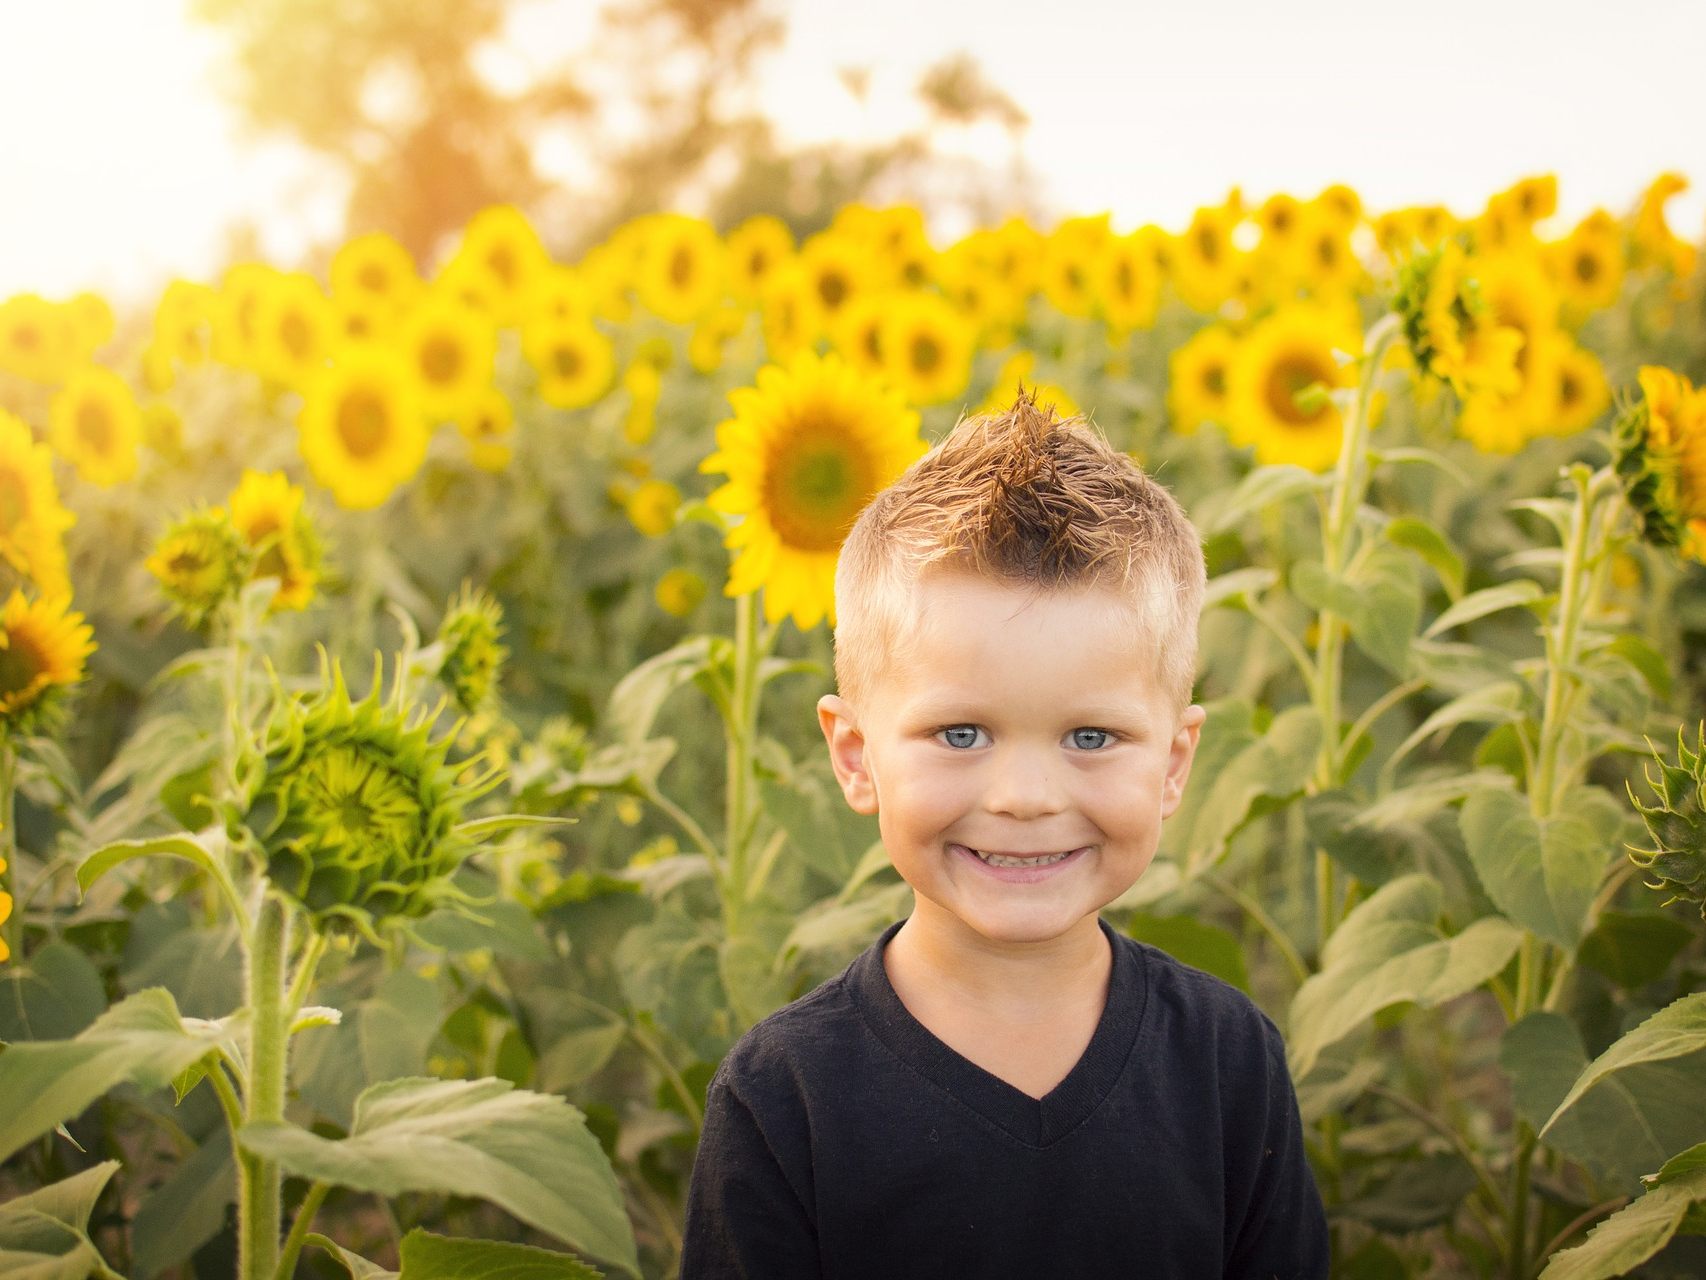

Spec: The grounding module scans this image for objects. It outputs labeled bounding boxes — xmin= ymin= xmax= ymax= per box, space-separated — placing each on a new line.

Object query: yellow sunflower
xmin=524 ymin=265 xmax=595 ymax=328
xmin=0 ymin=409 xmax=74 ymax=597
xmin=213 ymin=263 xmax=278 ymax=372
xmin=0 ymin=589 xmax=95 ymax=734
xmin=655 ymin=566 xmax=707 ymax=617
xmin=978 ymin=352 xmax=1081 ymax=422
xmin=625 ymin=478 xmax=681 ymax=538
xmin=1396 ymin=241 xmax=1524 ymax=401
xmin=67 ymin=292 xmax=114 ymax=356
xmin=0 ymin=294 xmax=77 ymax=384
xmin=636 ymin=214 xmax=725 ymax=325
xmin=229 ymin=469 xmax=321 ymax=611
xmin=1374 ymin=206 xmax=1456 ymax=261
xmin=1289 ymin=204 xmax=1364 ymax=299
xmin=297 ymin=345 xmax=429 ymax=510
xmin=1547 ymin=210 xmax=1625 ymax=316
xmin=400 ymin=294 xmax=497 ymax=421
xmin=153 ymin=280 xmax=219 ymax=370
xmin=50 ymin=365 xmax=141 ymax=486
xmin=1171 ymin=203 xmax=1244 ymax=313
xmin=456 ymin=387 xmax=515 ymax=472
xmin=937 ymin=242 xmax=1024 ymax=348
xmin=454 ymin=205 xmax=550 ymax=325
xmin=1255 ymin=193 xmax=1306 ymax=253
xmin=688 ymin=302 xmax=751 ymax=375
xmin=1315 ymin=184 xmax=1363 ymax=231
xmin=330 ymin=231 xmax=421 ymax=315
xmin=699 ymin=350 xmax=929 ymax=630
xmin=1095 ymin=231 xmax=1162 ymax=335
xmin=146 ymin=506 xmax=252 ymax=628
xmin=725 ymin=215 xmax=796 ymax=304
xmin=1224 ymin=303 xmax=1361 ymax=471
xmin=1040 ymin=214 xmax=1111 ymax=319
xmin=1167 ymin=324 xmax=1238 ymax=434
xmin=1631 ymin=172 xmax=1697 ymax=278
xmin=758 ymin=265 xmax=824 ymax=364
xmin=1547 ymin=338 xmax=1611 ymax=436
xmin=830 ymin=291 xmax=894 ymax=382
xmin=522 ymin=317 xmax=615 ymax=410
xmin=879 ymin=291 xmax=975 ymax=406
xmin=622 ymin=360 xmax=663 ymax=446
xmin=257 ymin=271 xmax=338 ymax=390
xmin=797 ymin=233 xmax=867 ymax=322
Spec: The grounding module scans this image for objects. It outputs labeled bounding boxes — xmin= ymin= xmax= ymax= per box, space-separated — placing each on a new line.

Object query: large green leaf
xmin=0 ymin=941 xmax=106 ymax=1043
xmin=1385 ymin=516 xmax=1466 ymax=601
xmin=0 ymin=987 xmax=229 ymax=1163
xmin=1166 ymin=701 xmax=1320 ymax=873
xmin=1288 ymin=874 xmax=1522 ymax=1078
xmin=1422 ymin=579 xmax=1545 ymax=639
xmin=1542 ymin=994 xmax=1706 ymax=1142
xmin=1292 ymin=546 xmax=1422 ymax=676
xmin=239 ymin=1077 xmax=639 ymax=1278
xmin=0 ymin=1162 xmax=121 ymax=1280
xmin=1196 ymin=464 xmax=1329 ymax=536
xmin=308 ymin=1234 xmax=398 ymax=1280
xmin=1539 ymin=1149 xmax=1706 ymax=1280
xmin=605 ymin=635 xmax=718 ymax=744
xmin=1577 ymin=911 xmax=1693 ymax=989
xmin=131 ymin=1127 xmax=235 ymax=1279
xmin=399 ymin=1229 xmax=604 ymax=1279
xmin=1126 ymin=913 xmax=1249 ymax=993
xmin=1459 ymin=786 xmax=1623 ymax=951
xmin=77 ymin=832 xmax=247 ymax=928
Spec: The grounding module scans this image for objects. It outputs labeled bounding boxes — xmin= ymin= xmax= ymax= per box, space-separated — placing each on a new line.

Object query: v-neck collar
xmin=847 ymin=916 xmax=1148 ymax=1148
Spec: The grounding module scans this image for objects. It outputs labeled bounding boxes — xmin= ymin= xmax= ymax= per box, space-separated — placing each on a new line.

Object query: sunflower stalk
xmin=0 ymin=742 xmax=16 ymax=960
xmin=238 ymin=891 xmax=292 ymax=1280
xmin=720 ymin=589 xmax=776 ymax=950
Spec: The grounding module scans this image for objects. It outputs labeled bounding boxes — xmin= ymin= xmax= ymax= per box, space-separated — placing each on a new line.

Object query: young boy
xmin=679 ymin=390 xmax=1329 ymax=1278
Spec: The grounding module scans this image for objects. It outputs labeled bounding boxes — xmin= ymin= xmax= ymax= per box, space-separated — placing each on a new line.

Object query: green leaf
xmin=399 ymin=1228 xmax=604 ymax=1279
xmin=1197 ymin=464 xmax=1329 ymax=536
xmin=1356 ymin=771 xmax=1514 ymax=830
xmin=1543 ymin=994 xmax=1706 ymax=1141
xmin=1502 ymin=1012 xmax=1591 ymax=1135
xmin=534 ymin=1023 xmax=628 ymax=1093
xmin=0 ymin=988 xmax=230 ymax=1164
xmin=1201 ymin=567 xmax=1279 ymax=611
xmin=1168 ymin=702 xmax=1321 ymax=873
xmin=453 ymin=814 xmax=575 ymax=843
xmin=77 ymin=832 xmax=247 ymax=929
xmin=757 ymin=761 xmax=879 ymax=888
xmin=240 ymin=1077 xmax=640 ymax=1278
xmin=1384 ymin=683 xmax=1527 ymax=780
xmin=308 ymin=1234 xmax=399 ymax=1280
xmin=1595 ymin=634 xmax=1673 ymax=701
xmin=785 ymin=883 xmax=915 ymax=961
xmin=1336 ymin=1152 xmax=1478 ymax=1233
xmin=0 ymin=941 xmax=106 ymax=1043
xmin=1578 ymin=912 xmax=1694 ymax=989
xmin=131 ymin=1127 xmax=235 ymax=1278
xmin=1303 ymin=791 xmax=1412 ymax=885
xmin=1294 ymin=547 xmax=1421 ymax=675
xmin=605 ymin=636 xmax=717 ymax=744
xmin=0 ymin=1162 xmax=121 ymax=1280
xmin=1538 ymin=1161 xmax=1706 ymax=1280
xmin=1288 ymin=874 xmax=1522 ymax=1078
xmin=1368 ymin=445 xmax=1472 ymax=485
xmin=1126 ymin=913 xmax=1249 ymax=992
xmin=1423 ymin=580 xmax=1545 ymax=639
xmin=412 ymin=901 xmax=552 ymax=961
xmin=1459 ymin=786 xmax=1622 ymax=950
xmin=1385 ymin=516 xmax=1466 ymax=601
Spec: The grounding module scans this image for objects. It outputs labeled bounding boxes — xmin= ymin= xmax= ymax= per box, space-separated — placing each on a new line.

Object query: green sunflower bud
xmin=233 ymin=653 xmax=501 ymax=932
xmin=146 ymin=506 xmax=254 ymax=629
xmin=1627 ymin=723 xmax=1706 ymax=917
xmin=436 ymin=583 xmax=508 ymax=715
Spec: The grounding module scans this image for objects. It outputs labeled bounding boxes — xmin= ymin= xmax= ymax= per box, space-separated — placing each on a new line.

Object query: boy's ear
xmin=1160 ymin=704 xmax=1207 ymax=819
xmin=818 ymin=694 xmax=878 ymax=816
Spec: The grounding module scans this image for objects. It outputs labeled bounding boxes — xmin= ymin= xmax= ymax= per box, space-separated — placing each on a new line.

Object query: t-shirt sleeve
xmin=1225 ymin=1018 xmax=1331 ymax=1280
xmin=678 ymin=1071 xmax=820 ymax=1279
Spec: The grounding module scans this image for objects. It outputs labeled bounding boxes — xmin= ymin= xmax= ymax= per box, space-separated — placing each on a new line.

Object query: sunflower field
xmin=1 ymin=173 xmax=1705 ymax=1280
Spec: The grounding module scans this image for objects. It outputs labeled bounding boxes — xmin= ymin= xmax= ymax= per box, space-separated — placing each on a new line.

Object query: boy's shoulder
xmin=711 ymin=957 xmax=864 ymax=1094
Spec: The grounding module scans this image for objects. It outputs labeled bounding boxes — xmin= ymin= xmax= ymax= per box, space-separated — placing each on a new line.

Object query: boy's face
xmin=818 ymin=570 xmax=1204 ymax=949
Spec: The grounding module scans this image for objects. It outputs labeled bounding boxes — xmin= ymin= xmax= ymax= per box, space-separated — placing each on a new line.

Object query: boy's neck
xmin=883 ymin=902 xmax=1113 ymax=1026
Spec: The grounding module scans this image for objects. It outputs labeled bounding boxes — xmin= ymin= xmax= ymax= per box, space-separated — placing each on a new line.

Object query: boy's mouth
xmin=950 ymin=843 xmax=1088 ymax=869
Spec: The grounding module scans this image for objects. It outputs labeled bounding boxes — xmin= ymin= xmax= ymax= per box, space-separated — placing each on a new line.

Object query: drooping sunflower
xmin=0 ymin=409 xmax=75 ymax=598
xmin=0 ymin=294 xmax=77 ymax=384
xmin=1630 ymin=172 xmax=1697 ymax=278
xmin=1394 ymin=241 xmax=1524 ymax=402
xmin=1614 ymin=365 xmax=1706 ymax=563
xmin=699 ymin=350 xmax=928 ymax=630
xmin=636 ymin=214 xmax=725 ymax=325
xmin=522 ymin=317 xmax=615 ymax=410
xmin=399 ymin=293 xmax=497 ymax=422
xmin=879 ymin=292 xmax=974 ymax=406
xmin=456 ymin=387 xmax=515 ymax=472
xmin=50 ymin=365 xmax=142 ymax=486
xmin=435 ymin=583 xmax=508 ymax=716
xmin=1224 ymin=303 xmax=1361 ymax=471
xmin=257 ymin=271 xmax=338 ymax=390
xmin=229 ymin=469 xmax=322 ymax=611
xmin=0 ymin=589 xmax=95 ymax=737
xmin=1167 ymin=324 xmax=1238 ymax=434
xmin=297 ymin=344 xmax=429 ymax=510
xmin=725 ymin=215 xmax=796 ymax=304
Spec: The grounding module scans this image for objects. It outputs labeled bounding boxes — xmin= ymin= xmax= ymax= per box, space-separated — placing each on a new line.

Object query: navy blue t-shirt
xmin=680 ymin=916 xmax=1330 ymax=1278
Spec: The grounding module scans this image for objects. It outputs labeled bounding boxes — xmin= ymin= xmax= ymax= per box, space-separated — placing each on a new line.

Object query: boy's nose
xmin=980 ymin=752 xmax=1069 ymax=819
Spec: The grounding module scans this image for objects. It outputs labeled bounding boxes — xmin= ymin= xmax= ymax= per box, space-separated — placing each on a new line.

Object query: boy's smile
xmin=819 ymin=568 xmax=1203 ymax=955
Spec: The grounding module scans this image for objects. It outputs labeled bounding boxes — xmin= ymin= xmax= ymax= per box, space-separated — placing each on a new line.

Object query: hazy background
xmin=3 ymin=0 xmax=1702 ymax=304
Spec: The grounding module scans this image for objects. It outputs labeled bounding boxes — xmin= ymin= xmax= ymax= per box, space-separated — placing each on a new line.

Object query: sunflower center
xmin=670 ymin=246 xmax=695 ymax=288
xmin=862 ymin=324 xmax=883 ymax=363
xmin=0 ymin=632 xmax=47 ymax=702
xmin=764 ymin=425 xmax=872 ymax=553
xmin=1574 ymin=252 xmax=1600 ymax=283
xmin=910 ymin=334 xmax=942 ymax=376
xmin=0 ymin=469 xmax=29 ymax=531
xmin=817 ymin=271 xmax=850 ymax=311
xmin=1202 ymin=362 xmax=1227 ymax=398
xmin=76 ymin=401 xmax=115 ymax=452
xmin=337 ymin=389 xmax=392 ymax=459
xmin=358 ymin=264 xmax=389 ymax=292
xmin=280 ymin=311 xmax=313 ymax=360
xmin=14 ymin=325 xmax=40 ymax=352
xmin=746 ymin=248 xmax=770 ymax=278
xmin=1560 ymin=369 xmax=1581 ymax=408
xmin=1264 ymin=354 xmax=1331 ymax=426
xmin=423 ymin=335 xmax=463 ymax=384
xmin=488 ymin=245 xmax=518 ymax=287
xmin=552 ymin=343 xmax=584 ymax=380
xmin=1197 ymin=226 xmax=1221 ymax=263
xmin=1114 ymin=259 xmax=1134 ymax=299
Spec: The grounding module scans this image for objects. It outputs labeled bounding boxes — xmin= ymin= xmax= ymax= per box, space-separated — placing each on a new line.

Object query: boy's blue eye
xmin=935 ymin=726 xmax=1115 ymax=750
xmin=1072 ymin=728 xmax=1112 ymax=750
xmin=940 ymin=725 xmax=983 ymax=749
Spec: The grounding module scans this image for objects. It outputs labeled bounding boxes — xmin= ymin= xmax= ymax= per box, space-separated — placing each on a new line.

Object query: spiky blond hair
xmin=832 ymin=386 xmax=1205 ymax=716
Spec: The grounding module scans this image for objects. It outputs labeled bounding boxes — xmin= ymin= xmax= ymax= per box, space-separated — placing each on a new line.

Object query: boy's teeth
xmin=972 ymin=847 xmax=1074 ymax=868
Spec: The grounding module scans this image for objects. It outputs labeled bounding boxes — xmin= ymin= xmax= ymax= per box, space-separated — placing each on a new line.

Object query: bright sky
xmin=2 ymin=0 xmax=1702 ymax=305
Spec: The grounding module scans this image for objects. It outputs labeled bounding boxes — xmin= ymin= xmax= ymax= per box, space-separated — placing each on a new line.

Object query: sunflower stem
xmin=238 ymin=892 xmax=291 ymax=1280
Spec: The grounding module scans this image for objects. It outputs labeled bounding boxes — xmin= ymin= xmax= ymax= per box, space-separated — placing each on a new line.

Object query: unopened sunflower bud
xmin=436 ymin=584 xmax=508 ymax=715
xmin=1393 ymin=241 xmax=1523 ymax=401
xmin=1612 ymin=366 xmax=1706 ymax=564
xmin=146 ymin=506 xmax=252 ymax=630
xmin=1627 ymin=723 xmax=1706 ymax=917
